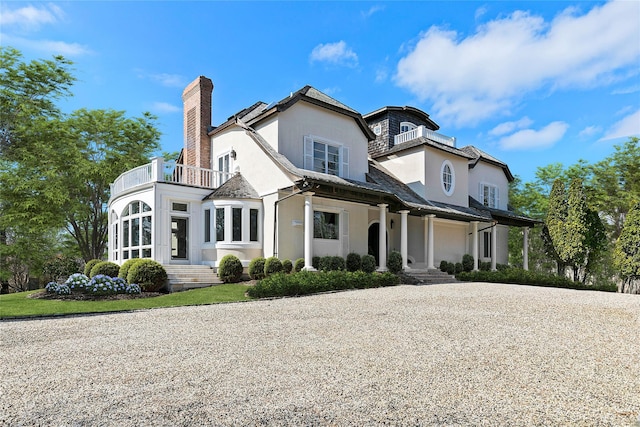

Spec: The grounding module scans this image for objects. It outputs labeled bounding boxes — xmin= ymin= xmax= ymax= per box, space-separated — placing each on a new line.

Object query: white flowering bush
xmin=56 ymin=284 xmax=71 ymax=295
xmin=45 ymin=282 xmax=60 ymax=293
xmin=65 ymin=273 xmax=90 ymax=292
xmin=87 ymin=274 xmax=116 ymax=296
xmin=125 ymin=283 xmax=142 ymax=294
xmin=112 ymin=277 xmax=127 ymax=293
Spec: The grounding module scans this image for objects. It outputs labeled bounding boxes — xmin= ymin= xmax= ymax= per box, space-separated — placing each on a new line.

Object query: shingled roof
xmin=460 ymin=145 xmax=514 ymax=181
xmin=204 ymin=173 xmax=259 ymax=200
xmin=372 ymin=136 xmax=474 ymax=160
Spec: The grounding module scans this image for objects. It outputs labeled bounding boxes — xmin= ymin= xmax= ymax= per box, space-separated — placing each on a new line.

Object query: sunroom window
xmin=121 ymin=201 xmax=152 ymax=260
xmin=212 ymin=204 xmax=261 ymax=244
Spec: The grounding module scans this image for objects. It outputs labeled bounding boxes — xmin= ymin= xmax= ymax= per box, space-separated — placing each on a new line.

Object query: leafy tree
xmin=546 ymin=179 xmax=568 ymax=275
xmin=614 ymin=203 xmax=640 ymax=293
xmin=564 ymin=179 xmax=588 ymax=281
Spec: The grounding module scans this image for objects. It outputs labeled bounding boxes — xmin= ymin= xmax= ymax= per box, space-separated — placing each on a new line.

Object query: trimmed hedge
xmin=362 ymin=254 xmax=376 ymax=273
xmin=346 ymin=252 xmax=362 ymax=272
xmin=249 ymin=257 xmax=266 ymax=280
xmin=247 ymin=270 xmax=400 ymax=298
xmin=456 ymin=268 xmax=618 ymax=292
xmin=126 ymin=259 xmax=167 ymax=292
xmin=83 ymin=259 xmax=102 ymax=276
xmin=118 ymin=258 xmax=143 ymax=279
xmin=282 ymin=259 xmax=293 ymax=274
xmin=218 ymin=255 xmax=243 ymax=283
xmin=264 ymin=257 xmax=283 ymax=277
xmin=318 ymin=256 xmax=345 ymax=272
xmin=294 ymin=258 xmax=305 ymax=272
xmin=89 ymin=261 xmax=120 ymax=279
xmin=387 ymin=250 xmax=403 ymax=274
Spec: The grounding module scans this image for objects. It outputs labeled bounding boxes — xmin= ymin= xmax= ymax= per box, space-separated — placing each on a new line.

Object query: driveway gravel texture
xmin=1 ymin=282 xmax=639 ymax=426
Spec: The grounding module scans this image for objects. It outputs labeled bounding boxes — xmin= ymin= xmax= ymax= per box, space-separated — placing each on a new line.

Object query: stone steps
xmin=163 ymin=265 xmax=223 ymax=292
xmin=402 ymin=268 xmax=459 ymax=285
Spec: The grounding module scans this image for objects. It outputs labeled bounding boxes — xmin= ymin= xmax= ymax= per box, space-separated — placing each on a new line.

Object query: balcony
xmin=394 ymin=126 xmax=456 ymax=147
xmin=110 ymin=157 xmax=231 ymax=198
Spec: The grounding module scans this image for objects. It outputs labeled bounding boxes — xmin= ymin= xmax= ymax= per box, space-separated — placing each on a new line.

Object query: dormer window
xmin=400 ymin=122 xmax=416 ymax=133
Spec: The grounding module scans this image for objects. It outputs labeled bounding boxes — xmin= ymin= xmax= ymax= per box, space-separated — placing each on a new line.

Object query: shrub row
xmin=456 ymin=268 xmax=618 ymax=292
xmin=82 ymin=258 xmax=167 ymax=292
xmin=439 ymin=256 xmax=509 ymax=275
xmin=247 ymin=270 xmax=400 ymax=298
xmin=46 ymin=273 xmax=141 ymax=296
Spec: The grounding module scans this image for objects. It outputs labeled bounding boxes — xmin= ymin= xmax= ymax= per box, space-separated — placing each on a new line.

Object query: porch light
xmin=230 ymin=149 xmax=237 ymax=160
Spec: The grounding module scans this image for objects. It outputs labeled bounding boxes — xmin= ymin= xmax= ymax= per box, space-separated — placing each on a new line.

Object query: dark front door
xmin=171 ymin=217 xmax=188 ymax=260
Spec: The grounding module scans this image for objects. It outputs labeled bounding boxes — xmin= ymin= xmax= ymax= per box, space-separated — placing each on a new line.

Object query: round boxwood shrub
xmin=346 ymin=252 xmax=362 ymax=272
xmin=264 ymin=257 xmax=283 ymax=277
xmin=294 ymin=258 xmax=305 ymax=272
xmin=312 ymin=256 xmax=321 ymax=270
xmin=126 ymin=259 xmax=167 ymax=292
xmin=439 ymin=260 xmax=449 ymax=272
xmin=119 ymin=258 xmax=143 ymax=279
xmin=361 ymin=254 xmax=376 ymax=273
xmin=249 ymin=257 xmax=266 ymax=280
xmin=218 ymin=254 xmax=244 ymax=283
xmin=387 ymin=250 xmax=403 ymax=274
xmin=445 ymin=262 xmax=455 ymax=275
xmin=454 ymin=262 xmax=464 ymax=274
xmin=90 ymin=261 xmax=120 ymax=278
xmin=282 ymin=259 xmax=293 ymax=274
xmin=462 ymin=254 xmax=474 ymax=272
xmin=83 ymin=259 xmax=102 ymax=276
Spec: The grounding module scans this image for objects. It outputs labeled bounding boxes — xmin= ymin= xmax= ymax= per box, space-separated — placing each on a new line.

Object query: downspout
xmin=273 ymin=189 xmax=305 ymax=257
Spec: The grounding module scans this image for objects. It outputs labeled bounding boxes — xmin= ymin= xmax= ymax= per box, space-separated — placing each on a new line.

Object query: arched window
xmin=400 ymin=121 xmax=416 ymax=133
xmin=441 ymin=160 xmax=455 ymax=196
xmin=111 ymin=211 xmax=119 ymax=261
xmin=121 ymin=201 xmax=152 ymax=260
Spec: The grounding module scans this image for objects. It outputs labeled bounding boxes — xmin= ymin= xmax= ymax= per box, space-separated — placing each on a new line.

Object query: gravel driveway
xmin=2 ymin=283 xmax=639 ymax=426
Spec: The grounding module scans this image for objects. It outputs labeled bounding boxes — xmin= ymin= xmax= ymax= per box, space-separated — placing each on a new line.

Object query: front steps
xmin=163 ymin=265 xmax=223 ymax=292
xmin=401 ymin=268 xmax=459 ymax=285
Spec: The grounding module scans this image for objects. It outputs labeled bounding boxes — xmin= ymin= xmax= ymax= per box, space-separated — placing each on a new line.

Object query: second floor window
xmin=304 ymin=136 xmax=349 ymax=177
xmin=400 ymin=121 xmax=416 ymax=133
xmin=480 ymin=183 xmax=499 ymax=208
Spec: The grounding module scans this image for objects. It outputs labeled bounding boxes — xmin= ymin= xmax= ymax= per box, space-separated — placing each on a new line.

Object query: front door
xmin=171 ymin=217 xmax=188 ymax=260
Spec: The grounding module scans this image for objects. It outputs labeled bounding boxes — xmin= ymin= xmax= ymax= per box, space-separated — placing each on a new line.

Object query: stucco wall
xmin=275 ymin=102 xmax=370 ymax=181
xmin=376 ymin=146 xmax=426 ymax=198
xmin=423 ymin=148 xmax=469 ymax=206
xmin=468 ymin=162 xmax=510 ymax=210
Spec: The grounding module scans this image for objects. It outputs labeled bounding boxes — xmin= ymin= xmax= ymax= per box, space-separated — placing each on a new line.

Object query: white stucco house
xmin=108 ymin=76 xmax=537 ymax=279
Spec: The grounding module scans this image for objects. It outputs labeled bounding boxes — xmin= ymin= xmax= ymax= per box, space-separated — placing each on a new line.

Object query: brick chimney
xmin=182 ymin=76 xmax=214 ymax=169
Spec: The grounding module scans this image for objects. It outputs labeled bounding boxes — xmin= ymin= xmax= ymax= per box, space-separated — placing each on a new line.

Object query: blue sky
xmin=2 ymin=1 xmax=639 ymax=183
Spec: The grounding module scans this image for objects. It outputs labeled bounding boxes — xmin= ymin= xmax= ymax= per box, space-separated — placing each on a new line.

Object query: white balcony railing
xmin=394 ymin=125 xmax=456 ymax=147
xmin=110 ymin=157 xmax=230 ymax=198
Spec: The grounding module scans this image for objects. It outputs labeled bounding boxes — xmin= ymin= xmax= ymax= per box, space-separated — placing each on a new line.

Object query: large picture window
xmin=216 ymin=208 xmax=225 ymax=242
xmin=314 ymin=211 xmax=339 ymax=240
xmin=214 ymin=204 xmax=261 ymax=245
xmin=121 ymin=201 xmax=152 ymax=260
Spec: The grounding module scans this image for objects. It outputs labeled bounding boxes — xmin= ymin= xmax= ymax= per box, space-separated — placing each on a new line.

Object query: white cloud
xmin=310 ymin=41 xmax=358 ymax=67
xmin=395 ymin=1 xmax=640 ymax=126
xmin=489 ymin=117 xmax=533 ymax=136
xmin=1 ymin=33 xmax=92 ymax=56
xmin=599 ymin=109 xmax=640 ymax=141
xmin=362 ymin=5 xmax=385 ymax=19
xmin=0 ymin=3 xmax=64 ymax=30
xmin=498 ymin=121 xmax=569 ymax=150
xmin=611 ymin=84 xmax=640 ymax=95
xmin=578 ymin=125 xmax=602 ymax=138
xmin=150 ymin=73 xmax=187 ymax=88
xmin=150 ymin=102 xmax=180 ymax=114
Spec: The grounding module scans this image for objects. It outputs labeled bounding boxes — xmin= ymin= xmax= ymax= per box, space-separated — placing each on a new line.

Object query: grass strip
xmin=0 ymin=284 xmax=251 ymax=319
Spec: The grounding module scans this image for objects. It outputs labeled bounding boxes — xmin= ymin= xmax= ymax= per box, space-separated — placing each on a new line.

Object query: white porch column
xmin=491 ymin=221 xmax=498 ymax=271
xmin=399 ymin=210 xmax=409 ymax=270
xmin=523 ymin=227 xmax=529 ymax=271
xmin=472 ymin=221 xmax=479 ymax=271
xmin=423 ymin=217 xmax=429 ymax=265
xmin=303 ymin=192 xmax=316 ymax=271
xmin=377 ymin=204 xmax=388 ymax=271
xmin=427 ymin=214 xmax=435 ymax=269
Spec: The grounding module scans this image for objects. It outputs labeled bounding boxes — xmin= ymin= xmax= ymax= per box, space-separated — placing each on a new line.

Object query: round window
xmin=441 ymin=160 xmax=455 ymax=196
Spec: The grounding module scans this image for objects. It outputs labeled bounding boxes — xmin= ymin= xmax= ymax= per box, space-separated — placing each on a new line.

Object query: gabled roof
xmin=204 ymin=173 xmax=260 ymax=200
xmin=363 ymin=106 xmax=440 ymax=131
xmin=460 ymin=145 xmax=514 ymax=182
xmin=372 ymin=136 xmax=474 ymax=160
xmin=211 ymin=85 xmax=375 ymax=140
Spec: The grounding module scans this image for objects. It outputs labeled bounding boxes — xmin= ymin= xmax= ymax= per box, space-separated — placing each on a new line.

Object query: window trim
xmin=479 ymin=182 xmax=499 ymax=209
xmin=313 ymin=209 xmax=340 ymax=240
xmin=303 ymin=135 xmax=349 ymax=178
xmin=211 ymin=201 xmax=262 ymax=248
xmin=400 ymin=121 xmax=417 ymax=133
xmin=119 ymin=201 xmax=153 ymax=261
xmin=440 ymin=160 xmax=455 ymax=196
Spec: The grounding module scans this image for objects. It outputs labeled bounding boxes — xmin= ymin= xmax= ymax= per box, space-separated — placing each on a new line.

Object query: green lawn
xmin=0 ymin=284 xmax=252 ymax=319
